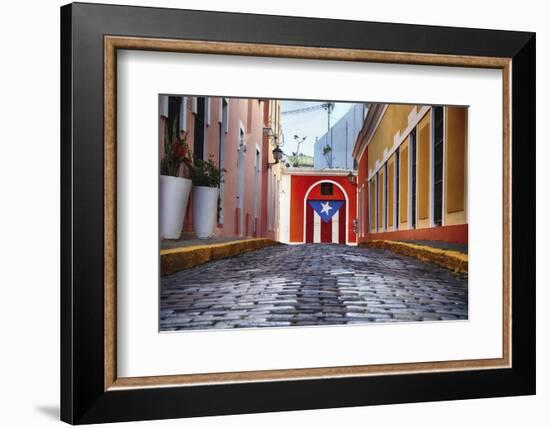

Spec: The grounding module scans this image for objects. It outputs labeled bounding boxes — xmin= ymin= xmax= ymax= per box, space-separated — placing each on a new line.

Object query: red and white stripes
xmin=305 ymin=201 xmax=346 ymax=244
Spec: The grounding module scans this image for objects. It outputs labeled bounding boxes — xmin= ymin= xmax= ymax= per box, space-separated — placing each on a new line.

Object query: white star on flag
xmin=320 ymin=201 xmax=332 ymax=215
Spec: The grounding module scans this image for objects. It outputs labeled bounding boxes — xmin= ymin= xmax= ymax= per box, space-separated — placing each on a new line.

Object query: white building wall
xmin=314 ymin=104 xmax=364 ymax=169
xmin=278 ymin=173 xmax=291 ymax=244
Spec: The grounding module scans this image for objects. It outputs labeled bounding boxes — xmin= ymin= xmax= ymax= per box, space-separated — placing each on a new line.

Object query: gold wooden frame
xmin=104 ymin=36 xmax=512 ymax=391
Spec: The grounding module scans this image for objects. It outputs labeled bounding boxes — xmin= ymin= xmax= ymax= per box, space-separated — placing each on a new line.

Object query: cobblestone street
xmin=160 ymin=244 xmax=468 ymax=331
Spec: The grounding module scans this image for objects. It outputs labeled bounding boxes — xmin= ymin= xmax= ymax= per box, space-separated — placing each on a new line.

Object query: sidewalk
xmin=161 ymin=237 xmax=279 ymax=276
xmin=361 ymin=240 xmax=468 ymax=274
xmin=161 ymin=236 xmax=249 ymax=251
xmin=401 ymin=240 xmax=467 ymax=254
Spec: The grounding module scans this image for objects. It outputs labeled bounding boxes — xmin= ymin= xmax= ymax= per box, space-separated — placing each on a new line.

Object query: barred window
xmin=320 ymin=183 xmax=333 ymax=195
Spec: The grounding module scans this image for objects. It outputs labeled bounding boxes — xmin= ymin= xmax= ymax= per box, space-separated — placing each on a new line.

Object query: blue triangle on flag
xmin=308 ymin=200 xmax=345 ymax=223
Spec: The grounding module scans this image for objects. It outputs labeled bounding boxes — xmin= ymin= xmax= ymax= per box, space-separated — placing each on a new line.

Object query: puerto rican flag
xmin=305 ymin=200 xmax=346 ymax=244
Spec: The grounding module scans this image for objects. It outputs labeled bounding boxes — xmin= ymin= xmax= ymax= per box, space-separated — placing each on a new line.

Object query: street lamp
xmin=268 ymin=145 xmax=284 ymax=168
xmin=347 ymin=171 xmax=357 ymax=185
xmin=264 ymin=125 xmax=284 ymax=168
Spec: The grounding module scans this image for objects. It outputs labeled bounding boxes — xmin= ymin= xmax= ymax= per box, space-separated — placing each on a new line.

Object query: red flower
xmin=171 ymin=140 xmax=186 ymax=161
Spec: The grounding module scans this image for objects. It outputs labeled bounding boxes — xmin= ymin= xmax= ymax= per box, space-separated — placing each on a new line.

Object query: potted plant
xmin=189 ymin=157 xmax=224 ymax=239
xmin=159 ymin=122 xmax=193 ymax=239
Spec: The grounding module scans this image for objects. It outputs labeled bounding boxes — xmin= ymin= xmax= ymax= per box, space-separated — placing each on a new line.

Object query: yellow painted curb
xmin=161 ymin=238 xmax=279 ymax=276
xmin=361 ymin=240 xmax=468 ymax=274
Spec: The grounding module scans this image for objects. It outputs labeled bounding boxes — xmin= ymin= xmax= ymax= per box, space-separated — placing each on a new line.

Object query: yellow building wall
xmin=417 ymin=113 xmax=431 ymax=229
xmin=367 ymin=104 xmax=416 ymax=173
xmin=399 ymin=142 xmax=409 ymax=226
xmin=367 ymin=105 xmax=468 ymax=234
xmin=378 ymin=169 xmax=385 ymax=231
xmin=445 ymin=106 xmax=468 ymax=226
xmin=387 ymin=157 xmax=394 ymax=229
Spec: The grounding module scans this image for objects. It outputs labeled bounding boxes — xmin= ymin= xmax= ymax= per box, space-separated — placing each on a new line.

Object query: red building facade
xmin=286 ymin=171 xmax=357 ymax=245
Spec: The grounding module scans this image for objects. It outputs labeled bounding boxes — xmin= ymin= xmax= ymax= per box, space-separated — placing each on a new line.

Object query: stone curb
xmin=161 ymin=238 xmax=279 ymax=276
xmin=361 ymin=240 xmax=468 ymax=274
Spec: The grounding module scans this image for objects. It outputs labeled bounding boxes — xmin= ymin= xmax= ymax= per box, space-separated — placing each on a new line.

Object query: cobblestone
xmin=160 ymin=244 xmax=468 ymax=331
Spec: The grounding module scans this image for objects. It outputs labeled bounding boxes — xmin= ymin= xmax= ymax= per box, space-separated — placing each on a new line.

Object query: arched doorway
xmin=303 ymin=180 xmax=348 ymax=244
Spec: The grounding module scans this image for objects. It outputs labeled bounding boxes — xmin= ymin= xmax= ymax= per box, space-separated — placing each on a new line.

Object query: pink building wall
xmin=160 ymin=96 xmax=276 ymax=240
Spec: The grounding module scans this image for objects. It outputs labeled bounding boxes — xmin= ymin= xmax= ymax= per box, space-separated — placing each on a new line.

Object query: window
xmin=361 ymin=185 xmax=366 ymax=237
xmin=321 ymin=182 xmax=333 ymax=195
xmin=205 ymin=97 xmax=211 ymax=126
xmin=369 ymin=178 xmax=377 ymax=232
xmin=387 ymin=160 xmax=394 ymax=229
xmin=395 ymin=149 xmax=400 ymax=229
xmin=159 ymin=95 xmax=169 ymax=118
xmin=375 ymin=172 xmax=379 ymax=231
xmin=193 ymin=97 xmax=205 ymax=160
xmin=222 ymin=98 xmax=229 ymax=133
xmin=218 ymin=99 xmax=228 ymax=225
xmin=384 ymin=162 xmax=388 ymax=230
xmin=410 ymin=128 xmax=417 ymax=229
xmin=167 ymin=96 xmax=181 ymax=142
xmin=254 ymin=148 xmax=261 ymax=225
xmin=433 ymin=106 xmax=444 ymax=226
xmin=179 ymin=96 xmax=187 ymax=132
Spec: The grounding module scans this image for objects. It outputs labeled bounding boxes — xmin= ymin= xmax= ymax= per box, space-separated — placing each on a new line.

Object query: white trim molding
xmin=205 ymin=97 xmax=211 ymax=126
xmin=218 ymin=97 xmax=230 ymax=133
xmin=159 ymin=95 xmax=168 ymax=118
xmin=224 ymin=98 xmax=230 ymax=133
xmin=367 ymin=105 xmax=430 ymax=182
xmin=179 ymin=96 xmax=187 ymax=132
xmin=238 ymin=120 xmax=247 ymax=152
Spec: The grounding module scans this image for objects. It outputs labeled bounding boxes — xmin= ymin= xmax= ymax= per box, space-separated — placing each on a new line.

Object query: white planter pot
xmin=192 ymin=186 xmax=219 ymax=239
xmin=159 ymin=175 xmax=192 ymax=239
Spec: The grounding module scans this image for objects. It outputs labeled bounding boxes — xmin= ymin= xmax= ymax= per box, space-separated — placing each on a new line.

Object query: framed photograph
xmin=61 ymin=2 xmax=535 ymax=424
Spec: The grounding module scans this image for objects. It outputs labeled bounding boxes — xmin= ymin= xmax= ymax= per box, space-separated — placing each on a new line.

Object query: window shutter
xmin=224 ymin=99 xmax=229 ymax=134
xmin=179 ymin=97 xmax=187 ymax=132
xmin=159 ymin=95 xmax=169 ymax=117
xmin=205 ymin=97 xmax=211 ymax=126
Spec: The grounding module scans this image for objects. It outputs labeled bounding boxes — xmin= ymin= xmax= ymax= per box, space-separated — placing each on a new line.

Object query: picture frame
xmin=61 ymin=2 xmax=535 ymax=424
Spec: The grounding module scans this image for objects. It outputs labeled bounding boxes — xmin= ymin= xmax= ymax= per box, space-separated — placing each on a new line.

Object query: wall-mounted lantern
xmin=269 ymin=145 xmax=284 ymax=168
xmin=347 ymin=171 xmax=357 ymax=185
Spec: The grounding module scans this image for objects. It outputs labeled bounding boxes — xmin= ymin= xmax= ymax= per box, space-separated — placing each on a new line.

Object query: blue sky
xmin=280 ymin=100 xmax=359 ymax=157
